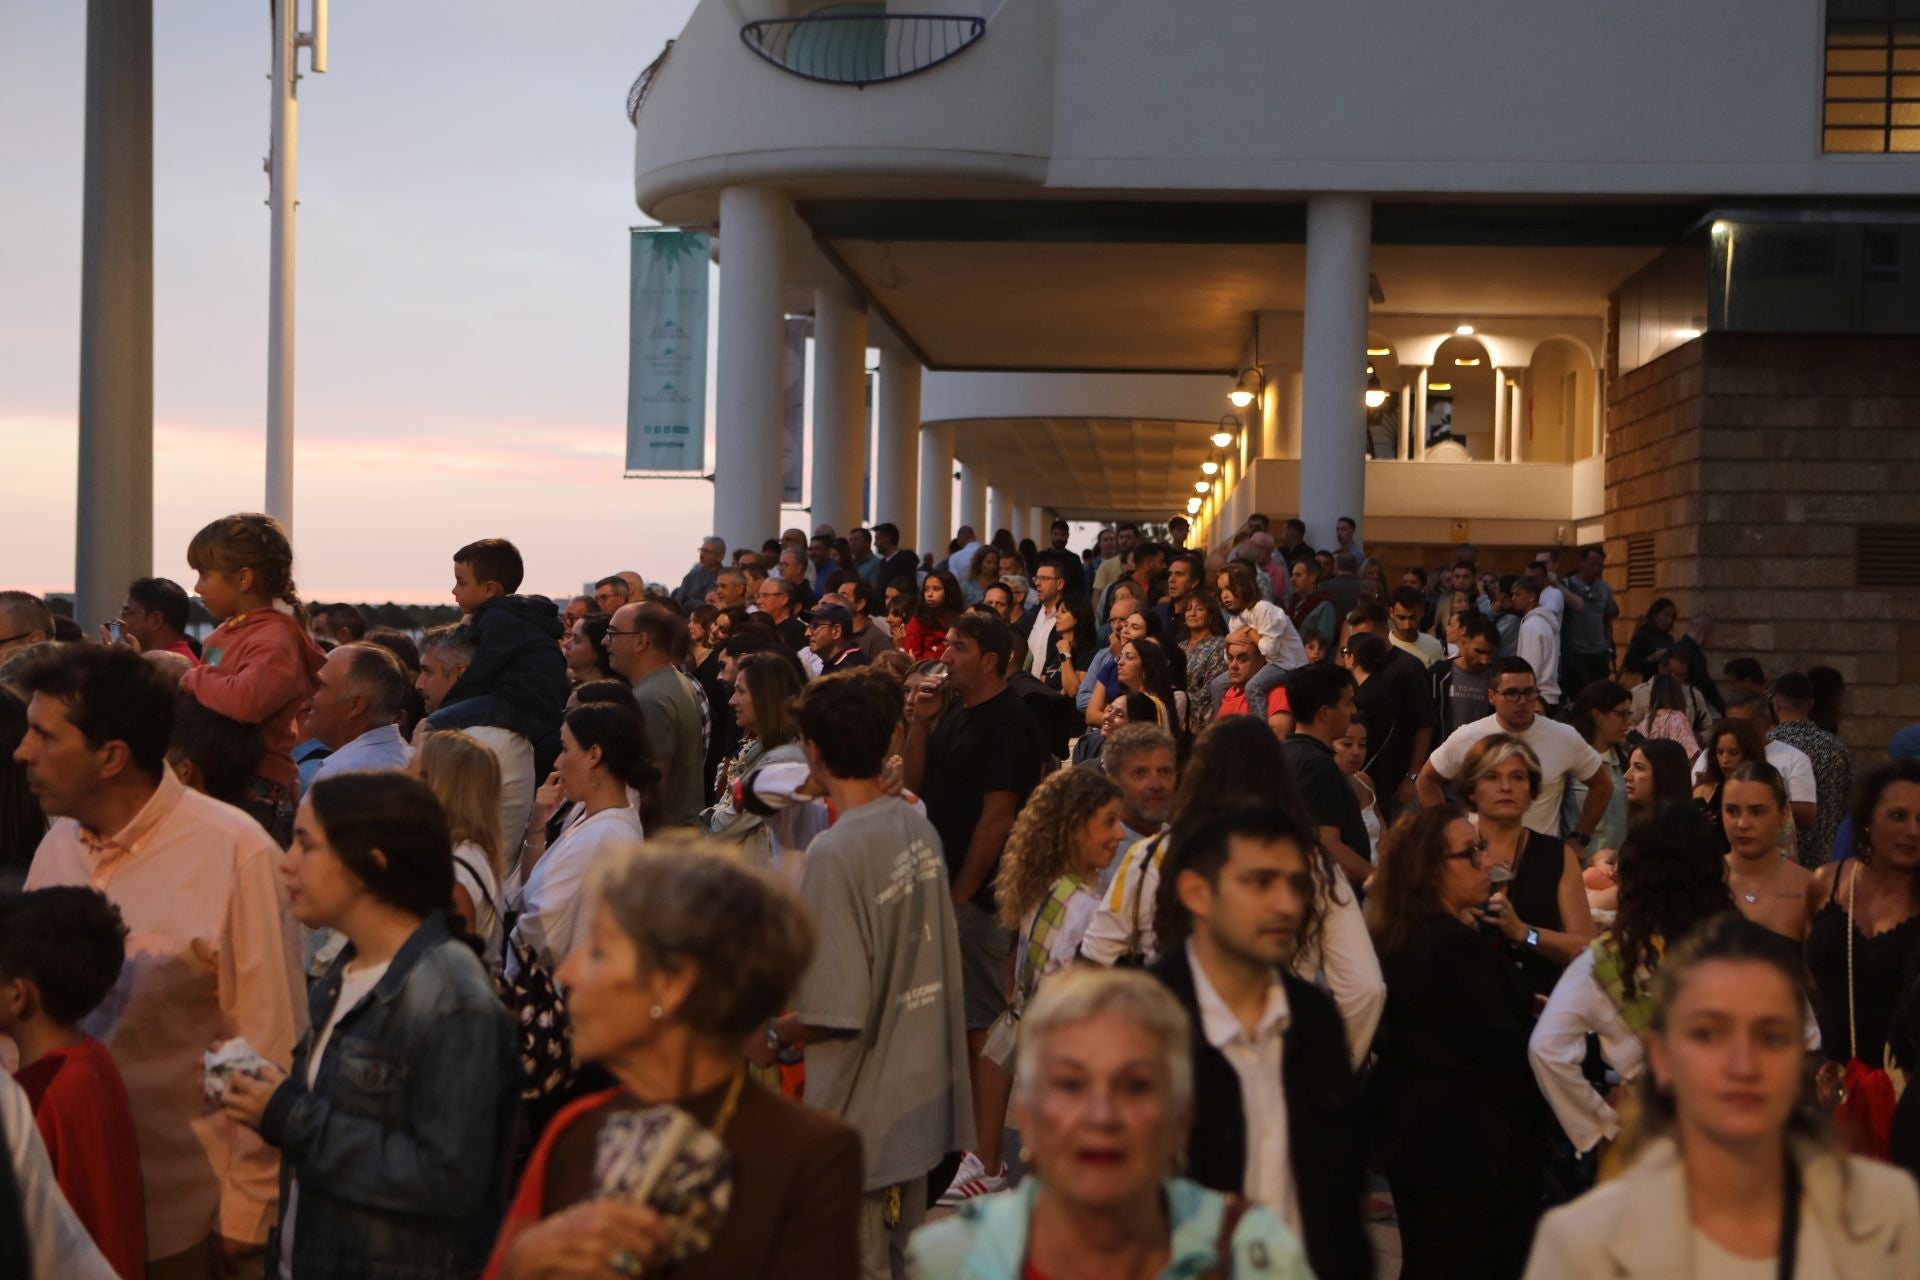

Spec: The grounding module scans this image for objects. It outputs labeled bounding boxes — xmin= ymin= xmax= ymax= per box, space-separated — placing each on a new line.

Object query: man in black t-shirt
xmin=1342 ymin=607 xmax=1437 ymax=822
xmin=1282 ymin=663 xmax=1373 ymax=885
xmin=903 ymin=611 xmax=1047 ymax=1204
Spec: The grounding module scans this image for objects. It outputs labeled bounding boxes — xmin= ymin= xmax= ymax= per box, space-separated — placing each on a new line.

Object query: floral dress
xmin=1181 ymin=634 xmax=1227 ymax=732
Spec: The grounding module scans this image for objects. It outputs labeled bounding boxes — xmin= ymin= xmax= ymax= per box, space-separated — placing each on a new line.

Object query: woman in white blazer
xmin=1525 ymin=914 xmax=1920 ymax=1280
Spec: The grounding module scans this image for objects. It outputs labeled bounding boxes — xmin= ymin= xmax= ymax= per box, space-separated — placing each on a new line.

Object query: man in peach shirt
xmin=14 ymin=647 xmax=306 ymax=1280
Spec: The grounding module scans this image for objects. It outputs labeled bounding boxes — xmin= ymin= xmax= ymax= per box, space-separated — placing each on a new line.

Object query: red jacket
xmin=16 ymin=1038 xmax=146 ymax=1279
xmin=904 ymin=617 xmax=949 ymax=661
xmin=179 ymin=607 xmax=326 ymax=791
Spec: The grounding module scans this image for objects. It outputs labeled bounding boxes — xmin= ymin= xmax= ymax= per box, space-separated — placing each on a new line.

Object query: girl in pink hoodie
xmin=178 ymin=514 xmax=326 ymax=819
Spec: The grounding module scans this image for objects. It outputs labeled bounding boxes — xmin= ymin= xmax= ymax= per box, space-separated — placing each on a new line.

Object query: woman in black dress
xmin=1366 ymin=804 xmax=1547 ymax=1280
xmin=1457 ymin=733 xmax=1595 ymax=1001
xmin=1810 ymin=758 xmax=1920 ymax=1163
xmin=1691 ymin=717 xmax=1768 ymax=856
xmin=1620 ymin=596 xmax=1677 ymax=682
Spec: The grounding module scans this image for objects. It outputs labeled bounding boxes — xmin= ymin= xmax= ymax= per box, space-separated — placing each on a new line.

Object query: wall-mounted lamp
xmin=1228 ymin=367 xmax=1262 ymax=408
xmin=1187 ymin=496 xmax=1203 ymax=514
xmin=1364 ymin=371 xmax=1388 ymax=410
xmin=1212 ymin=415 xmax=1238 ymax=449
xmin=1201 ymin=460 xmax=1220 ymax=476
xmin=1194 ymin=480 xmax=1211 ymax=494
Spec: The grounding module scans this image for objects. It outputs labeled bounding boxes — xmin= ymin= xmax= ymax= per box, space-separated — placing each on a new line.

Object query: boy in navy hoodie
xmin=424 ymin=539 xmax=568 ymax=773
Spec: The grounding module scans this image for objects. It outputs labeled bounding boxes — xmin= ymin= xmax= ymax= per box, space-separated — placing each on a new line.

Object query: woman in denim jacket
xmin=222 ymin=770 xmax=519 ymax=1280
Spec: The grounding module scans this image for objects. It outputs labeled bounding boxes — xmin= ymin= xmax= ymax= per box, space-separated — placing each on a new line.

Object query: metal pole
xmin=265 ymin=0 xmax=298 ymax=529
xmin=76 ymin=0 xmax=154 ymax=628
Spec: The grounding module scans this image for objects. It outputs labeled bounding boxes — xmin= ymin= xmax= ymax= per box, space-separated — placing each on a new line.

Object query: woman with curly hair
xmin=1176 ymin=591 xmax=1227 ymax=733
xmin=1528 ymin=802 xmax=1737 ymax=1158
xmin=994 ymin=768 xmax=1126 ymax=1007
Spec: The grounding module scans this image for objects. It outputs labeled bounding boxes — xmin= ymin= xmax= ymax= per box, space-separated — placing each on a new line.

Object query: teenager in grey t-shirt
xmin=790 ymin=794 xmax=975 ymax=1191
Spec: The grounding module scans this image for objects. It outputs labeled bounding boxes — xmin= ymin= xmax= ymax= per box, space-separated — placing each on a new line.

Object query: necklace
xmin=709 ymin=1068 xmax=746 ymax=1138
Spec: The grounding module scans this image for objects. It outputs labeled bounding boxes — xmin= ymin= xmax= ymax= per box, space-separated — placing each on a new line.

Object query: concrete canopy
xmin=949 ymin=417 xmax=1222 ymax=521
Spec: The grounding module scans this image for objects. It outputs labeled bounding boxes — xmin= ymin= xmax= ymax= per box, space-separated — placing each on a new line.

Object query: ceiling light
xmin=1455 ymin=324 xmax=1474 ymax=336
xmin=1187 ymin=497 xmax=1203 ymax=514
xmin=1201 ymin=460 xmax=1220 ymax=475
xmin=1428 ymin=381 xmax=1453 ymax=392
xmin=1676 ymin=327 xmax=1702 ymax=340
xmin=1366 ymin=346 xmax=1390 ymax=357
xmin=1194 ymin=480 xmax=1211 ymax=494
xmin=1454 ymin=357 xmax=1482 ymax=366
xmin=1228 ymin=367 xmax=1262 ymax=408
xmin=1364 ymin=370 xmax=1388 ymax=410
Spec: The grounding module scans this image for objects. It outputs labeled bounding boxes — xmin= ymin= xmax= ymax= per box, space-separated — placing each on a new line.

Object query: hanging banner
xmin=625 ymin=227 xmax=709 ymax=474
xmin=782 ymin=317 xmax=808 ymax=505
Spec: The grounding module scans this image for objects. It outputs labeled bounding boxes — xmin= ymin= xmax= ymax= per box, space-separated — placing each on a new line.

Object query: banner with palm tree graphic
xmin=626 ymin=227 xmax=710 ymax=473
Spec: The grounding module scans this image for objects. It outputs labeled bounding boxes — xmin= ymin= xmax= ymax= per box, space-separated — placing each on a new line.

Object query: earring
xmin=649 ymin=1004 xmax=665 ymax=1021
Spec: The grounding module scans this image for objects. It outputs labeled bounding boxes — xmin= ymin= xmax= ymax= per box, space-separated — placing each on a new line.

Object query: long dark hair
xmin=1170 ymin=716 xmax=1309 ymax=825
xmin=573 ymin=613 xmax=615 ymax=678
xmin=1610 ymin=803 xmax=1734 ymax=998
xmin=1639 ymin=596 xmax=1676 ymax=631
xmin=1568 ymin=679 xmax=1631 ymax=748
xmin=1808 ymin=666 xmax=1845 ymax=735
xmin=565 ymin=703 xmax=664 ymax=832
xmin=1700 ymin=716 xmax=1768 ymax=787
xmin=1121 ymin=637 xmax=1179 ymax=713
xmin=917 ymin=569 xmax=963 ymax=627
xmin=1366 ymin=805 xmax=1468 ymax=959
xmin=1853 ymin=758 xmax=1920 ymax=867
xmin=306 ymin=772 xmax=455 ymax=922
xmin=1629 ymin=739 xmax=1694 ymax=815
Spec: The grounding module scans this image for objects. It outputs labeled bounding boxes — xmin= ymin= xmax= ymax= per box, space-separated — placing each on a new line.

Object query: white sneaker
xmin=935 ymin=1152 xmax=1008 ymax=1207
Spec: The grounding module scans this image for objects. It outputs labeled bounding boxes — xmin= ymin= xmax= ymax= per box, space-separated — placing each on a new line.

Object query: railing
xmin=739 ymin=14 xmax=987 ymax=87
xmin=626 ymin=39 xmax=675 ymax=125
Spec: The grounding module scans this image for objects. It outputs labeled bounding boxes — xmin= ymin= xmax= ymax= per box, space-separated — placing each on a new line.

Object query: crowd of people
xmin=1 ymin=506 xmax=1919 ymax=1280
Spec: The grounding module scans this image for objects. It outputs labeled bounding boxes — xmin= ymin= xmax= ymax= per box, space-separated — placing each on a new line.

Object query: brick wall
xmin=1604 ymin=333 xmax=1920 ymax=760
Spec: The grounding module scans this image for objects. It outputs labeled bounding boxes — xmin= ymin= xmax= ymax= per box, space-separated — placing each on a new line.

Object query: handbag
xmin=503 ymin=935 xmax=580 ymax=1103
xmin=1834 ymin=864 xmax=1903 ymax=1159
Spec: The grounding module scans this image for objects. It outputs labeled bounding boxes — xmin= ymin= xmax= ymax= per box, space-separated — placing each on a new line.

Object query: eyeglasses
xmin=606 ymin=627 xmax=645 ymax=638
xmin=1494 ymin=687 xmax=1540 ymax=702
xmin=0 ymin=631 xmax=35 ymax=648
xmin=1444 ymin=840 xmax=1488 ymax=865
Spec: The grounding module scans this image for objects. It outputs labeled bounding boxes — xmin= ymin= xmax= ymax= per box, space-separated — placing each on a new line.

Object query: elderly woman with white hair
xmin=908 ymin=967 xmax=1310 ymax=1280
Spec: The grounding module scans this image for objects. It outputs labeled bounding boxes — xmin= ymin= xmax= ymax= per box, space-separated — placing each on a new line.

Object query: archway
xmin=1428 ymin=335 xmax=1495 ymax=459
xmin=1520 ymin=336 xmax=1598 ymax=463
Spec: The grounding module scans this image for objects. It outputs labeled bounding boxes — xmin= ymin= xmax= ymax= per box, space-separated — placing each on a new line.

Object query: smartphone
xmin=1483 ymin=863 xmax=1514 ymax=914
xmin=103 ymin=619 xmax=125 ymax=643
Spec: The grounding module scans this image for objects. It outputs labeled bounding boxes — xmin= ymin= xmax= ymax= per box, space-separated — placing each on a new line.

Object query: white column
xmin=1008 ymin=505 xmax=1026 ymax=543
xmin=1492 ymin=367 xmax=1508 ymax=463
xmin=1299 ymin=196 xmax=1371 ymax=550
xmin=1029 ymin=506 xmax=1048 ymax=542
xmin=264 ymin=0 xmax=297 ymax=529
xmin=917 ymin=422 xmax=954 ymax=556
xmin=874 ymin=346 xmax=920 ymax=544
xmin=809 ymin=282 xmax=867 ymax=535
xmin=988 ymin=485 xmax=1012 ymax=540
xmin=1414 ymin=366 xmax=1430 ymax=462
xmin=1397 ymin=382 xmax=1411 ymax=460
xmin=713 ymin=186 xmax=788 ymax=554
xmin=959 ymin=461 xmax=988 ymax=537
xmin=1511 ymin=381 xmax=1526 ymax=461
xmin=76 ymin=0 xmax=154 ymax=629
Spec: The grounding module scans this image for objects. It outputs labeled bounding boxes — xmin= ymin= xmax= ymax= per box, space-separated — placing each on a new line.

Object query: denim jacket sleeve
xmin=258 ymin=998 xmax=514 ymax=1218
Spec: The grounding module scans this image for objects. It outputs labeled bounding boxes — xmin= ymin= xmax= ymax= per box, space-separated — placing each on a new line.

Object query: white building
xmin=633 ymin=0 xmax=1920 ymax=744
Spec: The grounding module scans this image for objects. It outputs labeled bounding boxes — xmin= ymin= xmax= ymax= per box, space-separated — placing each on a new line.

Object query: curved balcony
xmin=739 ymin=13 xmax=987 ymax=87
xmin=626 ymin=39 xmax=676 ymax=124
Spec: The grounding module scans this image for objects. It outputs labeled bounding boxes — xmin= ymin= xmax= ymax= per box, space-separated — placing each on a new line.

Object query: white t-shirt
xmin=464 ymin=726 xmax=535 ymax=876
xmin=1390 ymin=631 xmax=1444 ymax=668
xmin=507 ymin=805 xmax=646 ymax=977
xmin=1691 ymin=737 xmax=1817 ymax=804
xmin=281 ymin=958 xmax=391 ymax=1280
xmin=1429 ymin=714 xmax=1604 ymax=836
xmin=452 ymin=840 xmax=504 ymax=973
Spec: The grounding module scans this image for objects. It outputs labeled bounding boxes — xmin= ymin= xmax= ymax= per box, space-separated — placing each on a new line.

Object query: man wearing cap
xmin=802 ymin=601 xmax=870 ymax=676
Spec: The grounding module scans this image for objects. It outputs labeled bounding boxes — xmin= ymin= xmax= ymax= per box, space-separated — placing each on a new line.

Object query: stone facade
xmin=1604 ymin=333 xmax=1920 ymax=760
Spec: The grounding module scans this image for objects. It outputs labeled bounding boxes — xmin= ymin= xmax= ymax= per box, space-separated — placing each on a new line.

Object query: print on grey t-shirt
xmin=790 ymin=796 xmax=975 ymax=1191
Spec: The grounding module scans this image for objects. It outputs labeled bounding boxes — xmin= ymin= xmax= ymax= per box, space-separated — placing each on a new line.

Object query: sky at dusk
xmin=1 ymin=2 xmax=740 ymax=604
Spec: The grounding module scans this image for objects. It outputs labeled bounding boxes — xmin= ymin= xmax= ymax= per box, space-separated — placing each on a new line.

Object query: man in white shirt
xmin=1418 ymin=656 xmax=1614 ymax=853
xmin=1693 ymin=693 xmax=1818 ymax=835
xmin=306 ymin=643 xmax=414 ymax=789
xmin=1510 ymin=574 xmax=1563 ymax=710
xmin=1018 ymin=560 xmax=1069 ymax=675
xmin=1145 ymin=806 xmax=1372 ymax=1280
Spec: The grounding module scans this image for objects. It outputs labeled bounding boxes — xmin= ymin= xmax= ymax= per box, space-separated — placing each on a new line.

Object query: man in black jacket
xmin=1148 ymin=807 xmax=1372 ymax=1280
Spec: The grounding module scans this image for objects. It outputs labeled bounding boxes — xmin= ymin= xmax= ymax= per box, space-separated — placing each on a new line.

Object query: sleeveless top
xmin=1501 ymin=828 xmax=1570 ymax=1000
xmin=1805 ymin=865 xmax=1920 ymax=1065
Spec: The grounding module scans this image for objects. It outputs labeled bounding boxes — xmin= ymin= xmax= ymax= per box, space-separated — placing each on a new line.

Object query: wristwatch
xmin=1524 ymin=928 xmax=1541 ymax=950
xmin=765 ymin=1022 xmax=782 ymax=1054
